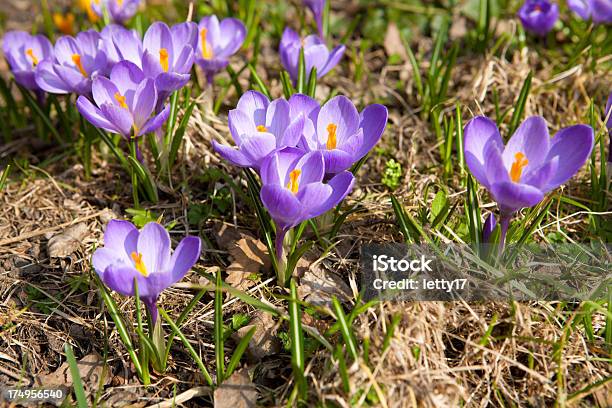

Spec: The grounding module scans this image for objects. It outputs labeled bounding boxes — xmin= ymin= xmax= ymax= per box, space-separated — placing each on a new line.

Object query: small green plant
xmin=382 ymin=158 xmax=402 ymax=190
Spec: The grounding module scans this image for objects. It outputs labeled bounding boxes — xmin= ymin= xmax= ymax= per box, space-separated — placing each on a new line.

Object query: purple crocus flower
xmin=92 ymin=0 xmax=141 ymax=24
xmin=140 ymin=22 xmax=197 ymax=108
xmin=213 ymin=90 xmax=306 ymax=169
xmin=464 ymin=116 xmax=594 ymax=246
xmin=568 ymin=0 xmax=612 ymax=24
xmin=35 ymin=30 xmax=107 ymax=95
xmin=517 ymin=0 xmax=559 ymax=36
xmin=76 ymin=61 xmax=170 ymax=138
xmin=195 ymin=15 xmax=246 ymax=83
xmin=92 ymin=220 xmax=201 ymax=323
xmin=303 ymin=0 xmax=325 ymax=38
xmin=260 ymin=148 xmax=355 ymax=262
xmin=2 ymin=31 xmax=53 ymax=92
xmin=293 ymin=94 xmax=388 ymax=174
xmin=279 ymin=27 xmax=345 ymax=84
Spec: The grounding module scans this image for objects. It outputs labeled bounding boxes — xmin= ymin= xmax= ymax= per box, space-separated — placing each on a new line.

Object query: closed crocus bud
xmin=482 ymin=213 xmax=497 ymax=244
xmin=517 ymin=0 xmax=559 ymax=36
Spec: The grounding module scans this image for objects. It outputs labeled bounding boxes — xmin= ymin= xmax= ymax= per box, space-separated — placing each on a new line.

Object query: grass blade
xmin=159 ymin=307 xmax=214 ymax=386
xmin=64 ymin=343 xmax=88 ymax=408
xmin=226 ymin=326 xmax=256 ymax=377
xmin=248 ymin=64 xmax=272 ymax=99
xmin=289 ymin=279 xmax=306 ymax=398
xmin=331 ymin=296 xmax=359 ymax=361
xmin=168 ymin=101 xmax=196 ymax=169
xmin=0 ymin=164 xmax=11 ymax=191
xmin=507 ymin=71 xmax=532 ymax=136
xmin=214 ymin=269 xmax=225 ymax=384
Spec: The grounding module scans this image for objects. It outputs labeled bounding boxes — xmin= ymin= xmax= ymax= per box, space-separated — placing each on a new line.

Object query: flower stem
xmin=499 ymin=211 xmax=512 ymax=251
xmin=129 ymin=137 xmax=140 ymax=208
xmin=275 ymin=227 xmax=288 ymax=286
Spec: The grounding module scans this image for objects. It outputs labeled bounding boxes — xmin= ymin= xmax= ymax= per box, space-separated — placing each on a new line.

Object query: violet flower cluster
xmin=464 ymin=115 xmax=594 ymax=246
xmin=91 ymin=0 xmax=142 ymax=25
xmin=2 ymin=14 xmax=247 ymax=139
xmin=568 ymin=0 xmax=612 ymax=24
xmin=213 ymin=90 xmax=387 ymax=272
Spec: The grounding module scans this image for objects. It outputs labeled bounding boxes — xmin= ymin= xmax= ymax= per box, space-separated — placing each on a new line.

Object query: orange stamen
xmin=25 ymin=49 xmax=39 ymax=66
xmin=200 ymin=28 xmax=213 ymax=59
xmin=159 ymin=48 xmax=169 ymax=72
xmin=286 ymin=169 xmax=301 ymax=194
xmin=130 ymin=252 xmax=149 ymax=276
xmin=509 ymin=152 xmax=529 ymax=183
xmin=71 ymin=54 xmax=88 ymax=78
xmin=114 ymin=92 xmax=128 ymax=109
xmin=256 ymin=125 xmax=268 ymax=132
xmin=326 ymin=123 xmax=337 ymax=150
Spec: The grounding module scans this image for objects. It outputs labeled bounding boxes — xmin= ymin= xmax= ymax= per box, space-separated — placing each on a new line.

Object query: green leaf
xmin=64 ymin=343 xmax=88 ymax=408
xmin=507 ymin=71 xmax=532 ymax=137
xmin=289 ymin=279 xmax=306 ymax=399
xmin=214 ymin=269 xmax=225 ymax=384
xmin=226 ymin=326 xmax=256 ymax=377
xmin=169 ymin=101 xmax=196 ymax=169
xmin=331 ymin=296 xmax=359 ymax=361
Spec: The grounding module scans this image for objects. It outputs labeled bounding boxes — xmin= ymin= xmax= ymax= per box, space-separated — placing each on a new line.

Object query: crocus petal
xmin=356 ymin=104 xmax=388 ymax=158
xmin=260 ymin=147 xmax=306 ymax=186
xmin=13 ymin=71 xmax=38 ymax=90
xmin=303 ymin=43 xmax=330 ymax=77
xmin=315 ymin=170 xmax=355 ymax=215
xmin=110 ymin=60 xmax=145 ymax=97
xmin=132 ymin=78 xmax=157 ymax=130
xmin=169 ymin=236 xmax=201 ymax=282
xmin=288 ymin=93 xmax=320 ymax=123
xmin=99 ymin=264 xmax=141 ymax=297
xmin=319 ymin=44 xmax=345 ymax=77
xmin=322 ymin=149 xmax=355 ymax=174
xmin=236 ymin=90 xmax=269 ymax=124
xmin=172 ymin=45 xmax=195 ymax=74
xmin=155 ymin=72 xmax=190 ymax=93
xmin=76 ymin=96 xmax=120 ymax=134
xmin=483 ymin=139 xmax=510 ymax=186
xmin=294 ymin=150 xmax=325 ymax=185
xmin=141 ymin=49 xmax=164 ymax=78
xmin=216 ymin=18 xmax=246 ymax=57
xmin=138 ymin=103 xmax=170 ymax=136
xmin=239 ymin=133 xmax=279 ymax=167
xmin=212 ymin=140 xmax=253 ymax=167
xmin=317 ymin=95 xmax=360 ymax=145
xmin=228 ymin=109 xmax=257 ymax=144
xmin=281 ymin=114 xmax=306 ymax=147
xmin=482 ymin=213 xmax=497 ymax=243
xmin=92 ymin=247 xmax=125 ymax=276
xmin=502 ymin=116 xmax=550 ymax=172
xmin=92 ymin=76 xmax=120 ymax=107
xmin=521 ymin=157 xmax=558 ymax=191
xmin=34 ymin=61 xmax=70 ymax=94
xmin=265 ymin=99 xmax=290 ymax=140
xmin=143 ymin=22 xmax=174 ymax=58
xmin=171 ymin=22 xmax=198 ymax=55
xmin=297 ymin=183 xmax=333 ymax=218
xmin=542 ymin=124 xmax=594 ymax=191
xmin=137 ymin=222 xmax=171 ymax=274
xmin=100 ymin=103 xmax=133 ymax=137
xmin=491 ymin=182 xmax=544 ymax=212
xmin=464 ymin=116 xmax=504 ymax=189
xmin=55 ymin=64 xmax=91 ymax=95
xmin=103 ymin=219 xmax=139 ymax=258
xmin=260 ymin=184 xmax=303 ymax=229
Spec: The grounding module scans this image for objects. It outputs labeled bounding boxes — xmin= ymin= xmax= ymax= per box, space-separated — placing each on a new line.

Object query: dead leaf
xmin=36 ymin=352 xmax=107 ymax=391
xmin=214 ymin=223 xmax=270 ymax=291
xmin=297 ymin=256 xmax=351 ymax=307
xmin=384 ymin=22 xmax=407 ymax=61
xmin=47 ymin=223 xmax=89 ymax=258
xmin=214 ymin=369 xmax=257 ymax=408
xmin=232 ymin=311 xmax=280 ymax=361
